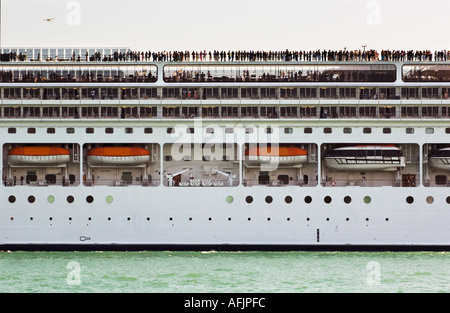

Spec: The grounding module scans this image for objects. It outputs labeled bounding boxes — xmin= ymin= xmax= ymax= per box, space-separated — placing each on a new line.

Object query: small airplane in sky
xmin=43 ymin=18 xmax=55 ymax=22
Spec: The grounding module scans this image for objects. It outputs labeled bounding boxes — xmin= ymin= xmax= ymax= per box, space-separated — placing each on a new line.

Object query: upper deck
xmin=0 ymin=48 xmax=449 ymax=86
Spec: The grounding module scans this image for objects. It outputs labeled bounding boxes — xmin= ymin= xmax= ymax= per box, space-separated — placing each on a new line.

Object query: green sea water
xmin=0 ymin=251 xmax=449 ymax=293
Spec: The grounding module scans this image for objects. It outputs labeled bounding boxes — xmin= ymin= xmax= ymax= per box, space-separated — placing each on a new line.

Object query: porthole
xmin=8 ymin=195 xmax=16 ymax=203
xmin=426 ymin=196 xmax=434 ymax=204
xmin=265 ymin=196 xmax=273 ymax=204
xmin=447 ymin=196 xmax=450 ymax=204
xmin=28 ymin=196 xmax=35 ymax=203
xmin=324 ymin=196 xmax=332 ymax=204
xmin=344 ymin=196 xmax=352 ymax=204
xmin=363 ymin=196 xmax=371 ymax=204
xmin=86 ymin=195 xmax=94 ymax=203
xmin=246 ymin=196 xmax=253 ymax=204
xmin=67 ymin=195 xmax=74 ymax=203
xmin=226 ymin=196 xmax=234 ymax=204
xmin=304 ymin=196 xmax=312 ymax=204
xmin=105 ymin=195 xmax=114 ymax=203
xmin=285 ymin=196 xmax=293 ymax=204
xmin=406 ymin=196 xmax=414 ymax=204
xmin=47 ymin=195 xmax=55 ymax=204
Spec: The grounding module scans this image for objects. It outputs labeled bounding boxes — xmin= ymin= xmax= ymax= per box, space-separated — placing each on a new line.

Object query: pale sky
xmin=2 ymin=0 xmax=449 ymax=52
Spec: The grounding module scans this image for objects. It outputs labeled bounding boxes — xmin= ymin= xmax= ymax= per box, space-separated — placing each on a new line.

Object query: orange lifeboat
xmin=8 ymin=146 xmax=71 ymax=167
xmin=87 ymin=146 xmax=151 ymax=167
xmin=244 ymin=145 xmax=308 ymax=167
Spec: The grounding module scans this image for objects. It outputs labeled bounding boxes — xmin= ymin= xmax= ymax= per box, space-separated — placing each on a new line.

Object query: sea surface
xmin=0 ymin=250 xmax=449 ymax=293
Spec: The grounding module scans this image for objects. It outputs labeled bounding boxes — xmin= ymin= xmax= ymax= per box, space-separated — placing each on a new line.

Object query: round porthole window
xmin=106 ymin=195 xmax=114 ymax=204
xmin=406 ymin=196 xmax=414 ymax=204
xmin=47 ymin=195 xmax=55 ymax=204
xmin=226 ymin=196 xmax=234 ymax=204
xmin=364 ymin=196 xmax=372 ymax=204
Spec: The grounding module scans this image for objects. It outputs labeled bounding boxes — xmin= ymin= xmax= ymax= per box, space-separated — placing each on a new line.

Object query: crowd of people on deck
xmin=4 ymin=49 xmax=450 ymax=63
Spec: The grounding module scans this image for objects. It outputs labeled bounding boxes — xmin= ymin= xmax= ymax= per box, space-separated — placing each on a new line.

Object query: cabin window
xmin=425 ymin=128 xmax=434 ymax=134
xmin=383 ymin=128 xmax=392 ymax=134
xmin=343 ymin=128 xmax=352 ymax=134
xmin=323 ymin=128 xmax=332 ymax=134
xmin=8 ymin=128 xmax=16 ymax=134
xmin=363 ymin=128 xmax=372 ymax=134
xmin=47 ymin=128 xmax=56 ymax=134
xmin=277 ymin=175 xmax=289 ymax=185
xmin=27 ymin=128 xmax=36 ymax=134
xmin=405 ymin=128 xmax=414 ymax=134
xmin=144 ymin=128 xmax=153 ymax=134
xmin=304 ymin=128 xmax=313 ymax=134
xmin=26 ymin=174 xmax=38 ymax=184
xmin=45 ymin=174 xmax=57 ymax=185
xmin=125 ymin=128 xmax=133 ymax=134
xmin=258 ymin=174 xmax=270 ymax=185
xmin=86 ymin=128 xmax=94 ymax=134
xmin=436 ymin=175 xmax=447 ymax=185
xmin=284 ymin=128 xmax=293 ymax=134
xmin=105 ymin=128 xmax=114 ymax=134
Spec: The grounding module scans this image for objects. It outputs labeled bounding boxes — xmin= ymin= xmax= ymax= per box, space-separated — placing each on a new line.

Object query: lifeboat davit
xmin=87 ymin=147 xmax=150 ymax=167
xmin=8 ymin=146 xmax=70 ymax=167
xmin=244 ymin=145 xmax=308 ymax=167
xmin=324 ymin=145 xmax=405 ymax=171
xmin=429 ymin=147 xmax=450 ymax=170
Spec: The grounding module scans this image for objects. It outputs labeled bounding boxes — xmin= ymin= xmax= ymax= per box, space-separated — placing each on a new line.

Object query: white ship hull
xmin=1 ymin=55 xmax=450 ymax=250
xmin=1 ymin=185 xmax=450 ymax=249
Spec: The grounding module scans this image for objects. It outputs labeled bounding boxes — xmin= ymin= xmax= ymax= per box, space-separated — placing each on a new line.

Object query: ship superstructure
xmin=1 ymin=48 xmax=450 ymax=250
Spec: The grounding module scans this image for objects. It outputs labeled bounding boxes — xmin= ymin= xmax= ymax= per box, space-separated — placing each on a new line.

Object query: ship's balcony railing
xmin=242 ymin=180 xmax=318 ymax=187
xmin=320 ymin=178 xmax=418 ymax=187
xmin=83 ymin=178 xmax=159 ymax=187
xmin=4 ymin=179 xmax=80 ymax=187
xmin=162 ymin=178 xmax=239 ymax=187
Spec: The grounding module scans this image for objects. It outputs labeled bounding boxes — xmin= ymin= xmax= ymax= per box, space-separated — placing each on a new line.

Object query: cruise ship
xmin=2 ymin=47 xmax=450 ymax=251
